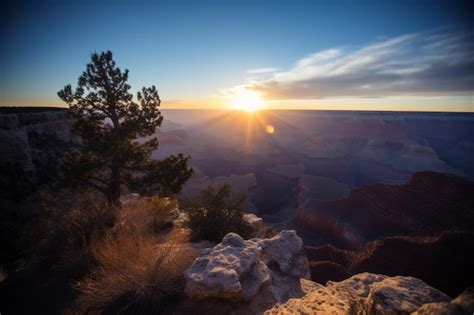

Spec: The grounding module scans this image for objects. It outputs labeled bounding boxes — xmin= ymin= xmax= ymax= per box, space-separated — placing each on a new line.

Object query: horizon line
xmin=1 ymin=105 xmax=473 ymax=114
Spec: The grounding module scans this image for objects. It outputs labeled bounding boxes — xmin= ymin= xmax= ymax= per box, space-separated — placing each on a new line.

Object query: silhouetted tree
xmin=58 ymin=51 xmax=192 ymax=205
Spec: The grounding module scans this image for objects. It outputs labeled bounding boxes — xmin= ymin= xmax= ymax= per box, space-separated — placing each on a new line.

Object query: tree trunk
xmin=109 ymin=159 xmax=121 ymax=206
xmin=108 ymin=102 xmax=121 ymax=206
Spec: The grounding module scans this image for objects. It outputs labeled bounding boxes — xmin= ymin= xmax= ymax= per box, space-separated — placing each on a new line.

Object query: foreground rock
xmin=185 ymin=233 xmax=270 ymax=301
xmin=184 ymin=230 xmax=310 ymax=303
xmin=411 ymin=287 xmax=474 ymax=315
xmin=266 ymin=272 xmax=454 ymax=315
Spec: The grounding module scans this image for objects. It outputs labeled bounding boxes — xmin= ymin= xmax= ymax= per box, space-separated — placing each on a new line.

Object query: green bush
xmin=181 ymin=183 xmax=252 ymax=242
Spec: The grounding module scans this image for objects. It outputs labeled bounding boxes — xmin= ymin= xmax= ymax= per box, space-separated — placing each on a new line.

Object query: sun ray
xmin=230 ymin=89 xmax=265 ymax=112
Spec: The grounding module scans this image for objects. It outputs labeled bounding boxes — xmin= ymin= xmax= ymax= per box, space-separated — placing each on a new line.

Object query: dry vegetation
xmin=116 ymin=196 xmax=178 ymax=234
xmin=74 ymin=230 xmax=195 ymax=314
xmin=30 ymin=191 xmax=115 ymax=278
xmin=28 ymin=192 xmax=196 ymax=314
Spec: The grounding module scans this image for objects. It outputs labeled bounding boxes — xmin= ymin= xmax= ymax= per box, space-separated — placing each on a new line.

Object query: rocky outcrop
xmin=183 ymin=224 xmax=473 ymax=314
xmin=258 ymin=230 xmax=309 ymax=279
xmin=0 ymin=114 xmax=19 ymax=130
xmin=0 ymin=110 xmax=74 ymax=162
xmin=410 ymin=287 xmax=474 ymax=315
xmin=243 ymin=214 xmax=263 ymax=232
xmin=185 ymin=233 xmax=270 ymax=301
xmin=0 ymin=110 xmax=76 ymax=195
xmin=453 ymin=287 xmax=474 ymax=313
xmin=0 ymin=128 xmax=34 ymax=171
xmin=184 ymin=230 xmax=310 ymax=302
xmin=266 ymin=272 xmax=453 ymax=315
xmin=15 ymin=111 xmax=68 ymax=125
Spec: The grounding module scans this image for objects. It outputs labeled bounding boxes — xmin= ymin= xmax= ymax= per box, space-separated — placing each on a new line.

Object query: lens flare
xmin=265 ymin=124 xmax=275 ymax=134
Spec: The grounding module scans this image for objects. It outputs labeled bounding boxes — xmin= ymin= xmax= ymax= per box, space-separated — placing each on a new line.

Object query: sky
xmin=1 ymin=0 xmax=473 ymax=112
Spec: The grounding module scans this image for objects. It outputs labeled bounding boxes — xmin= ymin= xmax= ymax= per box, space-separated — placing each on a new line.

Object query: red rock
xmin=295 ymin=171 xmax=474 ymax=249
xmin=306 ymin=231 xmax=474 ymax=297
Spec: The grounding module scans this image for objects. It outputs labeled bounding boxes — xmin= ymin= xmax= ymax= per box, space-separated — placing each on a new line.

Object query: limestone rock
xmin=366 ymin=275 xmax=450 ymax=314
xmin=453 ymin=287 xmax=474 ymax=313
xmin=244 ymin=213 xmax=263 ymax=231
xmin=184 ymin=230 xmax=310 ymax=302
xmin=184 ymin=233 xmax=268 ymax=301
xmin=413 ymin=287 xmax=474 ymax=315
xmin=413 ymin=302 xmax=469 ymax=315
xmin=265 ymin=272 xmax=451 ymax=315
xmin=257 ymin=230 xmax=310 ymax=279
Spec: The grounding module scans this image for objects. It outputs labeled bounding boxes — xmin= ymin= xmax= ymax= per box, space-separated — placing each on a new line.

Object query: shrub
xmin=29 ymin=193 xmax=179 ymax=278
xmin=25 ymin=192 xmax=191 ymax=314
xmin=28 ymin=191 xmax=115 ymax=278
xmin=181 ymin=183 xmax=252 ymax=242
xmin=74 ymin=229 xmax=196 ymax=314
xmin=117 ymin=196 xmax=178 ymax=234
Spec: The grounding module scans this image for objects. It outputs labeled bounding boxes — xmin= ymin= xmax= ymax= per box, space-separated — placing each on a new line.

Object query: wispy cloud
xmin=247 ymin=67 xmax=279 ymax=74
xmin=239 ymin=30 xmax=474 ymax=99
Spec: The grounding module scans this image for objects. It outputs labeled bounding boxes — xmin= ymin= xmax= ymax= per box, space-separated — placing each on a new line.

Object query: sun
xmin=230 ymin=89 xmax=265 ymax=112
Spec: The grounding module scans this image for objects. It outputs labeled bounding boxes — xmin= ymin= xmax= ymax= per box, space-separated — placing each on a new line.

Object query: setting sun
xmin=230 ymin=89 xmax=265 ymax=112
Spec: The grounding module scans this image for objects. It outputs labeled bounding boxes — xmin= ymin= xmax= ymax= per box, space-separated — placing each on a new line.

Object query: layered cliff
xmin=0 ymin=109 xmax=76 ymax=198
xmin=295 ymin=171 xmax=474 ymax=249
xmin=306 ymin=231 xmax=474 ymax=297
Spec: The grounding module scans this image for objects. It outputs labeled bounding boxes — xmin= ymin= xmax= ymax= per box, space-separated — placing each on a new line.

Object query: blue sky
xmin=1 ymin=0 xmax=473 ymax=111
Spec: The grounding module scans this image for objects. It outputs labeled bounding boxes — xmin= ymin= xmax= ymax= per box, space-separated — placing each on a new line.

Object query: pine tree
xmin=58 ymin=51 xmax=193 ymax=205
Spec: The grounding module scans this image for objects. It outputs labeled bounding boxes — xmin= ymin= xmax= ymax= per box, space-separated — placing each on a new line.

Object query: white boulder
xmin=184 ymin=230 xmax=309 ymax=302
xmin=258 ymin=230 xmax=309 ymax=279
xmin=184 ymin=233 xmax=270 ymax=301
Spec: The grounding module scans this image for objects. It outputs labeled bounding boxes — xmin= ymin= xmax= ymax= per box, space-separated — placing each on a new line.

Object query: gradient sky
xmin=1 ymin=0 xmax=473 ymax=111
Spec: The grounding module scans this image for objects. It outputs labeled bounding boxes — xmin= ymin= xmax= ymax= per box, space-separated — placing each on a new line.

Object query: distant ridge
xmin=0 ymin=106 xmax=68 ymax=114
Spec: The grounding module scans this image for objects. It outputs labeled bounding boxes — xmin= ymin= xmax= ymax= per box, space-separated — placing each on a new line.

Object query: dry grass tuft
xmin=117 ymin=197 xmax=178 ymax=233
xmin=28 ymin=192 xmax=195 ymax=314
xmin=28 ymin=191 xmax=115 ymax=277
xmin=74 ymin=229 xmax=196 ymax=314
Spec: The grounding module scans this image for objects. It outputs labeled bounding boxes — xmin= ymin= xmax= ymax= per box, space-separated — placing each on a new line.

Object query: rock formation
xmin=244 ymin=213 xmax=263 ymax=232
xmin=0 ymin=128 xmax=34 ymax=171
xmin=0 ymin=110 xmax=75 ymax=170
xmin=295 ymin=171 xmax=474 ymax=249
xmin=183 ymin=228 xmax=474 ymax=314
xmin=414 ymin=287 xmax=474 ymax=315
xmin=265 ymin=272 xmax=457 ymax=315
xmin=306 ymin=230 xmax=474 ymax=297
xmin=0 ymin=110 xmax=76 ymax=197
xmin=184 ymin=230 xmax=310 ymax=302
xmin=297 ymin=172 xmax=474 ymax=299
